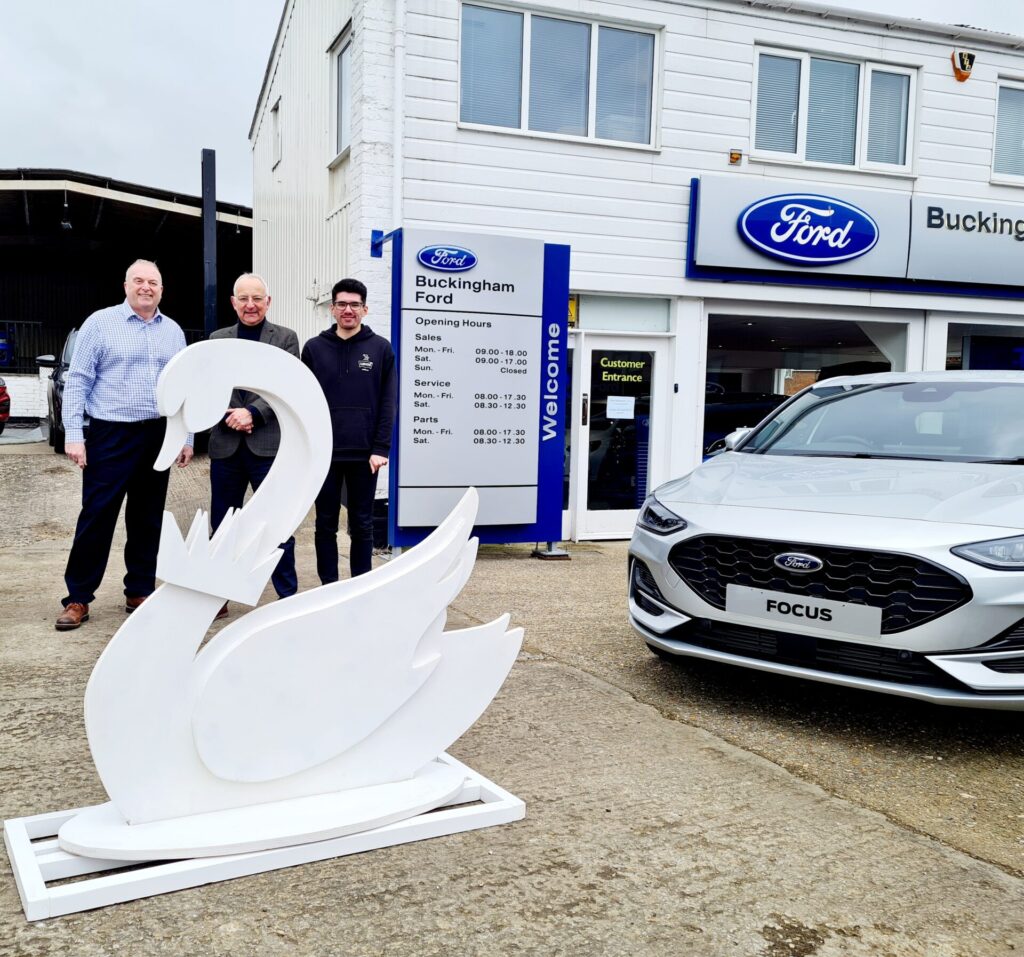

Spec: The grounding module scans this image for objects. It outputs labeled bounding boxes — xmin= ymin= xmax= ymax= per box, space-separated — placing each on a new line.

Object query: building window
xmin=459 ymin=3 xmax=656 ymax=146
xmin=994 ymin=83 xmax=1024 ymax=178
xmin=330 ymin=30 xmax=352 ymax=159
xmin=753 ymin=48 xmax=915 ymax=172
xmin=271 ymin=98 xmax=282 ymax=168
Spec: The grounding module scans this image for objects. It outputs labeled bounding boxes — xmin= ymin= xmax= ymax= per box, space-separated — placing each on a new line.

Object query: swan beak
xmin=154 ymin=411 xmax=188 ymax=472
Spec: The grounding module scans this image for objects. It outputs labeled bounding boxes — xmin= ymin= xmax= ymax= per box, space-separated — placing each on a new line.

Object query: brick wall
xmin=2 ymin=371 xmax=49 ymax=418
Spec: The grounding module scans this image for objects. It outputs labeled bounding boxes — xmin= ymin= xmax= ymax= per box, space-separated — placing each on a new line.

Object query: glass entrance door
xmin=567 ymin=334 xmax=669 ymax=539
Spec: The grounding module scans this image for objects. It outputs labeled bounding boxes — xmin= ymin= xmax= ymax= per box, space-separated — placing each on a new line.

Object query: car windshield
xmin=62 ymin=330 xmax=77 ymax=365
xmin=739 ymin=381 xmax=1024 ymax=463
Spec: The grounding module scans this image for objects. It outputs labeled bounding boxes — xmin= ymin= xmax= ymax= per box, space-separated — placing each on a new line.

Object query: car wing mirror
xmin=36 ymin=355 xmax=57 ymax=368
xmin=724 ymin=427 xmax=752 ymax=450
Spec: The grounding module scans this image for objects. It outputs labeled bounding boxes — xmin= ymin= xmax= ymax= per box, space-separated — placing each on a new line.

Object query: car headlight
xmin=952 ymin=535 xmax=1024 ymax=569
xmin=637 ymin=495 xmax=688 ymax=535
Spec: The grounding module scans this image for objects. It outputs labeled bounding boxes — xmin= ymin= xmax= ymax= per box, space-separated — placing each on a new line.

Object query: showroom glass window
xmin=460 ymin=4 xmax=657 ymax=146
xmin=994 ymin=82 xmax=1024 ymax=178
xmin=753 ymin=48 xmax=915 ymax=172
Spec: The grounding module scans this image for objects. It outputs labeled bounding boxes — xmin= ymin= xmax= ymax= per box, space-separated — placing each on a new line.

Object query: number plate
xmin=725 ymin=585 xmax=882 ymax=637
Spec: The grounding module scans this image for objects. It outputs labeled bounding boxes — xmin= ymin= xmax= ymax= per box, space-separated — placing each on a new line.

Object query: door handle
xmin=581 ymin=394 xmax=589 ymax=427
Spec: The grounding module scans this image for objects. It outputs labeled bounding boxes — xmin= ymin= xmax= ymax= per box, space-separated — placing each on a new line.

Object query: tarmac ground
xmin=0 ymin=443 xmax=1022 ymax=956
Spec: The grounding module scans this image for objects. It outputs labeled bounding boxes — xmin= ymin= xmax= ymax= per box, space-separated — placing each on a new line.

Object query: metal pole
xmin=201 ymin=148 xmax=217 ymax=338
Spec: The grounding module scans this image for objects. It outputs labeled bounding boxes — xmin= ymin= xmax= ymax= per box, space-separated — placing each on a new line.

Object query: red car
xmin=0 ymin=375 xmax=10 ymax=435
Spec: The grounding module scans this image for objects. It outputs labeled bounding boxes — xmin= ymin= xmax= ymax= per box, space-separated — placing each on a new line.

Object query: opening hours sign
xmin=378 ymin=227 xmax=570 ymax=547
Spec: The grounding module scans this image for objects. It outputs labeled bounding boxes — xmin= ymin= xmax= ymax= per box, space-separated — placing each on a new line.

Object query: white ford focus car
xmin=629 ymin=372 xmax=1024 ymax=709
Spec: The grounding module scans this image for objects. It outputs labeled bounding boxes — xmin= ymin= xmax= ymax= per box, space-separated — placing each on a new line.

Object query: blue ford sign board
xmin=691 ymin=175 xmax=1024 ymax=294
xmin=374 ymin=227 xmax=569 ymax=548
xmin=738 ymin=194 xmax=879 ymax=265
xmin=692 ymin=175 xmax=910 ymax=278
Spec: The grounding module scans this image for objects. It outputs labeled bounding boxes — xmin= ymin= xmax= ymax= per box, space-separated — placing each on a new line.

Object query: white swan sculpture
xmin=57 ymin=339 xmax=523 ymax=860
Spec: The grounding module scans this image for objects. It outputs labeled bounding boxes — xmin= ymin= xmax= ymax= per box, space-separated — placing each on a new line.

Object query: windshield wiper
xmin=968 ymin=457 xmax=1024 ymax=464
xmin=766 ymin=451 xmax=942 ymax=461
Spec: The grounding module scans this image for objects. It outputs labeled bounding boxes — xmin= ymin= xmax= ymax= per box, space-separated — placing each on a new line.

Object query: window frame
xmin=329 ymin=25 xmax=353 ymax=167
xmin=270 ymin=97 xmax=282 ymax=170
xmin=457 ymin=2 xmax=662 ymax=151
xmin=750 ymin=46 xmax=917 ymax=176
xmin=992 ymin=78 xmax=1024 ymax=185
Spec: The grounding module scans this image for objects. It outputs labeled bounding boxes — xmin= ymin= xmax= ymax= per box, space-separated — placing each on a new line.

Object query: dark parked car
xmin=36 ymin=328 xmax=78 ymax=454
xmin=0 ymin=375 xmax=10 ymax=435
xmin=703 ymin=389 xmax=788 ymax=455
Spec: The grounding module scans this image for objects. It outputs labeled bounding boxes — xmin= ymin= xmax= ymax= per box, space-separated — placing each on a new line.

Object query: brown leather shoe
xmin=125 ymin=596 xmax=149 ymax=614
xmin=215 ymin=603 xmax=229 ymax=620
xmin=56 ymin=602 xmax=89 ymax=631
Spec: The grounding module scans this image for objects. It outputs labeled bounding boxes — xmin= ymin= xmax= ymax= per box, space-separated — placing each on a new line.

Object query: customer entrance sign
xmin=377 ymin=227 xmax=570 ymax=547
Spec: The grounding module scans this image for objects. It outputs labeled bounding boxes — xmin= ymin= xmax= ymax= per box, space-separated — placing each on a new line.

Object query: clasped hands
xmin=225 ymin=407 xmax=254 ymax=433
xmin=224 ymin=409 xmax=387 ymax=474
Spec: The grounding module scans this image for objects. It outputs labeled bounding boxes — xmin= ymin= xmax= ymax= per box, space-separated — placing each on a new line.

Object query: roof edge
xmin=0 ymin=168 xmax=252 ymax=217
xmin=719 ymin=0 xmax=1024 ymax=49
xmin=249 ymin=0 xmax=293 ymax=141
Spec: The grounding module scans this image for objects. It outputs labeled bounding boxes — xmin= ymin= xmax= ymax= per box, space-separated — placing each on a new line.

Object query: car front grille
xmin=669 ymin=535 xmax=971 ymax=634
xmin=674 ymin=618 xmax=966 ymax=689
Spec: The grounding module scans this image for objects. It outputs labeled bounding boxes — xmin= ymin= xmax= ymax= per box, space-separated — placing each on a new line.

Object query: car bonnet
xmin=655 ymin=452 xmax=1024 ymax=530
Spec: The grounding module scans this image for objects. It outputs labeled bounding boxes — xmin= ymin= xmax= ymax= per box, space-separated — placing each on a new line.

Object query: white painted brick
xmin=2 ymin=371 xmax=49 ymax=418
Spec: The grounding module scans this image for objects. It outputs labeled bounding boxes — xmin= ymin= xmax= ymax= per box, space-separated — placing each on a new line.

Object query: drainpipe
xmin=392 ymin=0 xmax=406 ymax=229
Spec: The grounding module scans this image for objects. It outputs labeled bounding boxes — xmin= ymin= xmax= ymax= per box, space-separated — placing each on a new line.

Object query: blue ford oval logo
xmin=738 ymin=194 xmax=878 ymax=266
xmin=417 ymin=245 xmax=478 ymax=272
xmin=773 ymin=552 xmax=824 ymax=574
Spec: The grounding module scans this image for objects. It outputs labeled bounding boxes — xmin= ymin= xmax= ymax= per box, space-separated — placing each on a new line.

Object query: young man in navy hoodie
xmin=301 ymin=278 xmax=397 ymax=581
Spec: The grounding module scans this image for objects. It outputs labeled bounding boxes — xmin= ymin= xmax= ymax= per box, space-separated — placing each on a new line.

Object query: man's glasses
xmin=332 ymin=300 xmax=364 ymax=313
xmin=235 ymin=296 xmax=266 ymax=305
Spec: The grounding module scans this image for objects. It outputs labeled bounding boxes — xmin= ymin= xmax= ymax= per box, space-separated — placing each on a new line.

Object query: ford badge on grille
xmin=773 ymin=552 xmax=824 ymax=573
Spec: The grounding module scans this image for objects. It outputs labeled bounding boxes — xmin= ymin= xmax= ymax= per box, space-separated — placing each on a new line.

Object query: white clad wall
xmin=395 ymin=0 xmax=1024 ymax=299
xmin=252 ymin=0 xmax=1024 ymax=322
xmin=350 ymin=0 xmax=398 ymax=329
xmin=252 ymin=0 xmax=368 ymax=347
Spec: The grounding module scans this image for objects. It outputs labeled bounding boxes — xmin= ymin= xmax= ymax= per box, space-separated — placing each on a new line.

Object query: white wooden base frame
xmin=3 ymin=755 xmax=524 ymax=921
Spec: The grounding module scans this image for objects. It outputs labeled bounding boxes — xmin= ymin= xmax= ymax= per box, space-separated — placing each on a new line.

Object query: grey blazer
xmin=207 ymin=320 xmax=301 ymax=459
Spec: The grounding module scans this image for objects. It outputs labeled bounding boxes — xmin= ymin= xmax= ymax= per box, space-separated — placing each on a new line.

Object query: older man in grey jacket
xmin=209 ymin=273 xmax=300 ymax=616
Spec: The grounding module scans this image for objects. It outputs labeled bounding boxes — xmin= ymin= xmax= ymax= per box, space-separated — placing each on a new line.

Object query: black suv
xmin=36 ymin=328 xmax=78 ymax=454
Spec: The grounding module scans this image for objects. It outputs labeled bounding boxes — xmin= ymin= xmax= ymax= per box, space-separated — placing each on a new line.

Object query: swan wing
xmin=333 ymin=614 xmax=524 ymax=783
xmin=191 ymin=490 xmax=481 ymax=783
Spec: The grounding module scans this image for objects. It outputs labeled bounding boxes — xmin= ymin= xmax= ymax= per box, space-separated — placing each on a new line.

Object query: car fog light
xmin=952 ymin=535 xmax=1024 ymax=569
xmin=637 ymin=495 xmax=687 ymax=535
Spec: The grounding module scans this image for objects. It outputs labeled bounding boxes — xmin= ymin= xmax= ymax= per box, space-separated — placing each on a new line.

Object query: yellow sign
xmin=567 ymin=295 xmax=578 ymax=328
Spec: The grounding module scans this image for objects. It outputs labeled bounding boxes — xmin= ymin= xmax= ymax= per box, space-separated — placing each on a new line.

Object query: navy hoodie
xmin=300 ymin=324 xmax=397 ymax=461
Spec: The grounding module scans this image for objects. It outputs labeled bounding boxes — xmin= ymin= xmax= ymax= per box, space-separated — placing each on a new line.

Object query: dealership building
xmin=250 ymin=0 xmax=1024 ymax=540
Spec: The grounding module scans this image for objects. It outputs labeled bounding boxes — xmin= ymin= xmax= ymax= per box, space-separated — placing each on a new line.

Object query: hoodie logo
xmin=357 ymin=354 xmax=373 ymax=372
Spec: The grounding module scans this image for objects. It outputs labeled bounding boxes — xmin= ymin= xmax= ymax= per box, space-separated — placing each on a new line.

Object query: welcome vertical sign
xmin=385 ymin=228 xmax=569 ymax=547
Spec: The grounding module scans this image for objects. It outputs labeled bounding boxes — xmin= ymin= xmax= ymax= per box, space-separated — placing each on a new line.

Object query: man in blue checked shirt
xmin=56 ymin=259 xmax=193 ymax=632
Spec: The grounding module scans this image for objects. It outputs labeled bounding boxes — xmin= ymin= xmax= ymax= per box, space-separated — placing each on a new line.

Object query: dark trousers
xmin=210 ymin=445 xmax=297 ymax=598
xmin=63 ymin=418 xmax=170 ymax=606
xmin=314 ymin=459 xmax=379 ymax=582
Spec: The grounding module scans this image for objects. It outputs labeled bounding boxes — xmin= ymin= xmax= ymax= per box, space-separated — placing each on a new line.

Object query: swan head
xmin=154 ymin=342 xmax=238 ymax=470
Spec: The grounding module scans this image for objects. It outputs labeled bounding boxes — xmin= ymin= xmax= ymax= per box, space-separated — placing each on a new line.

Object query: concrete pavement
xmin=0 ymin=447 xmax=1021 ymax=955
